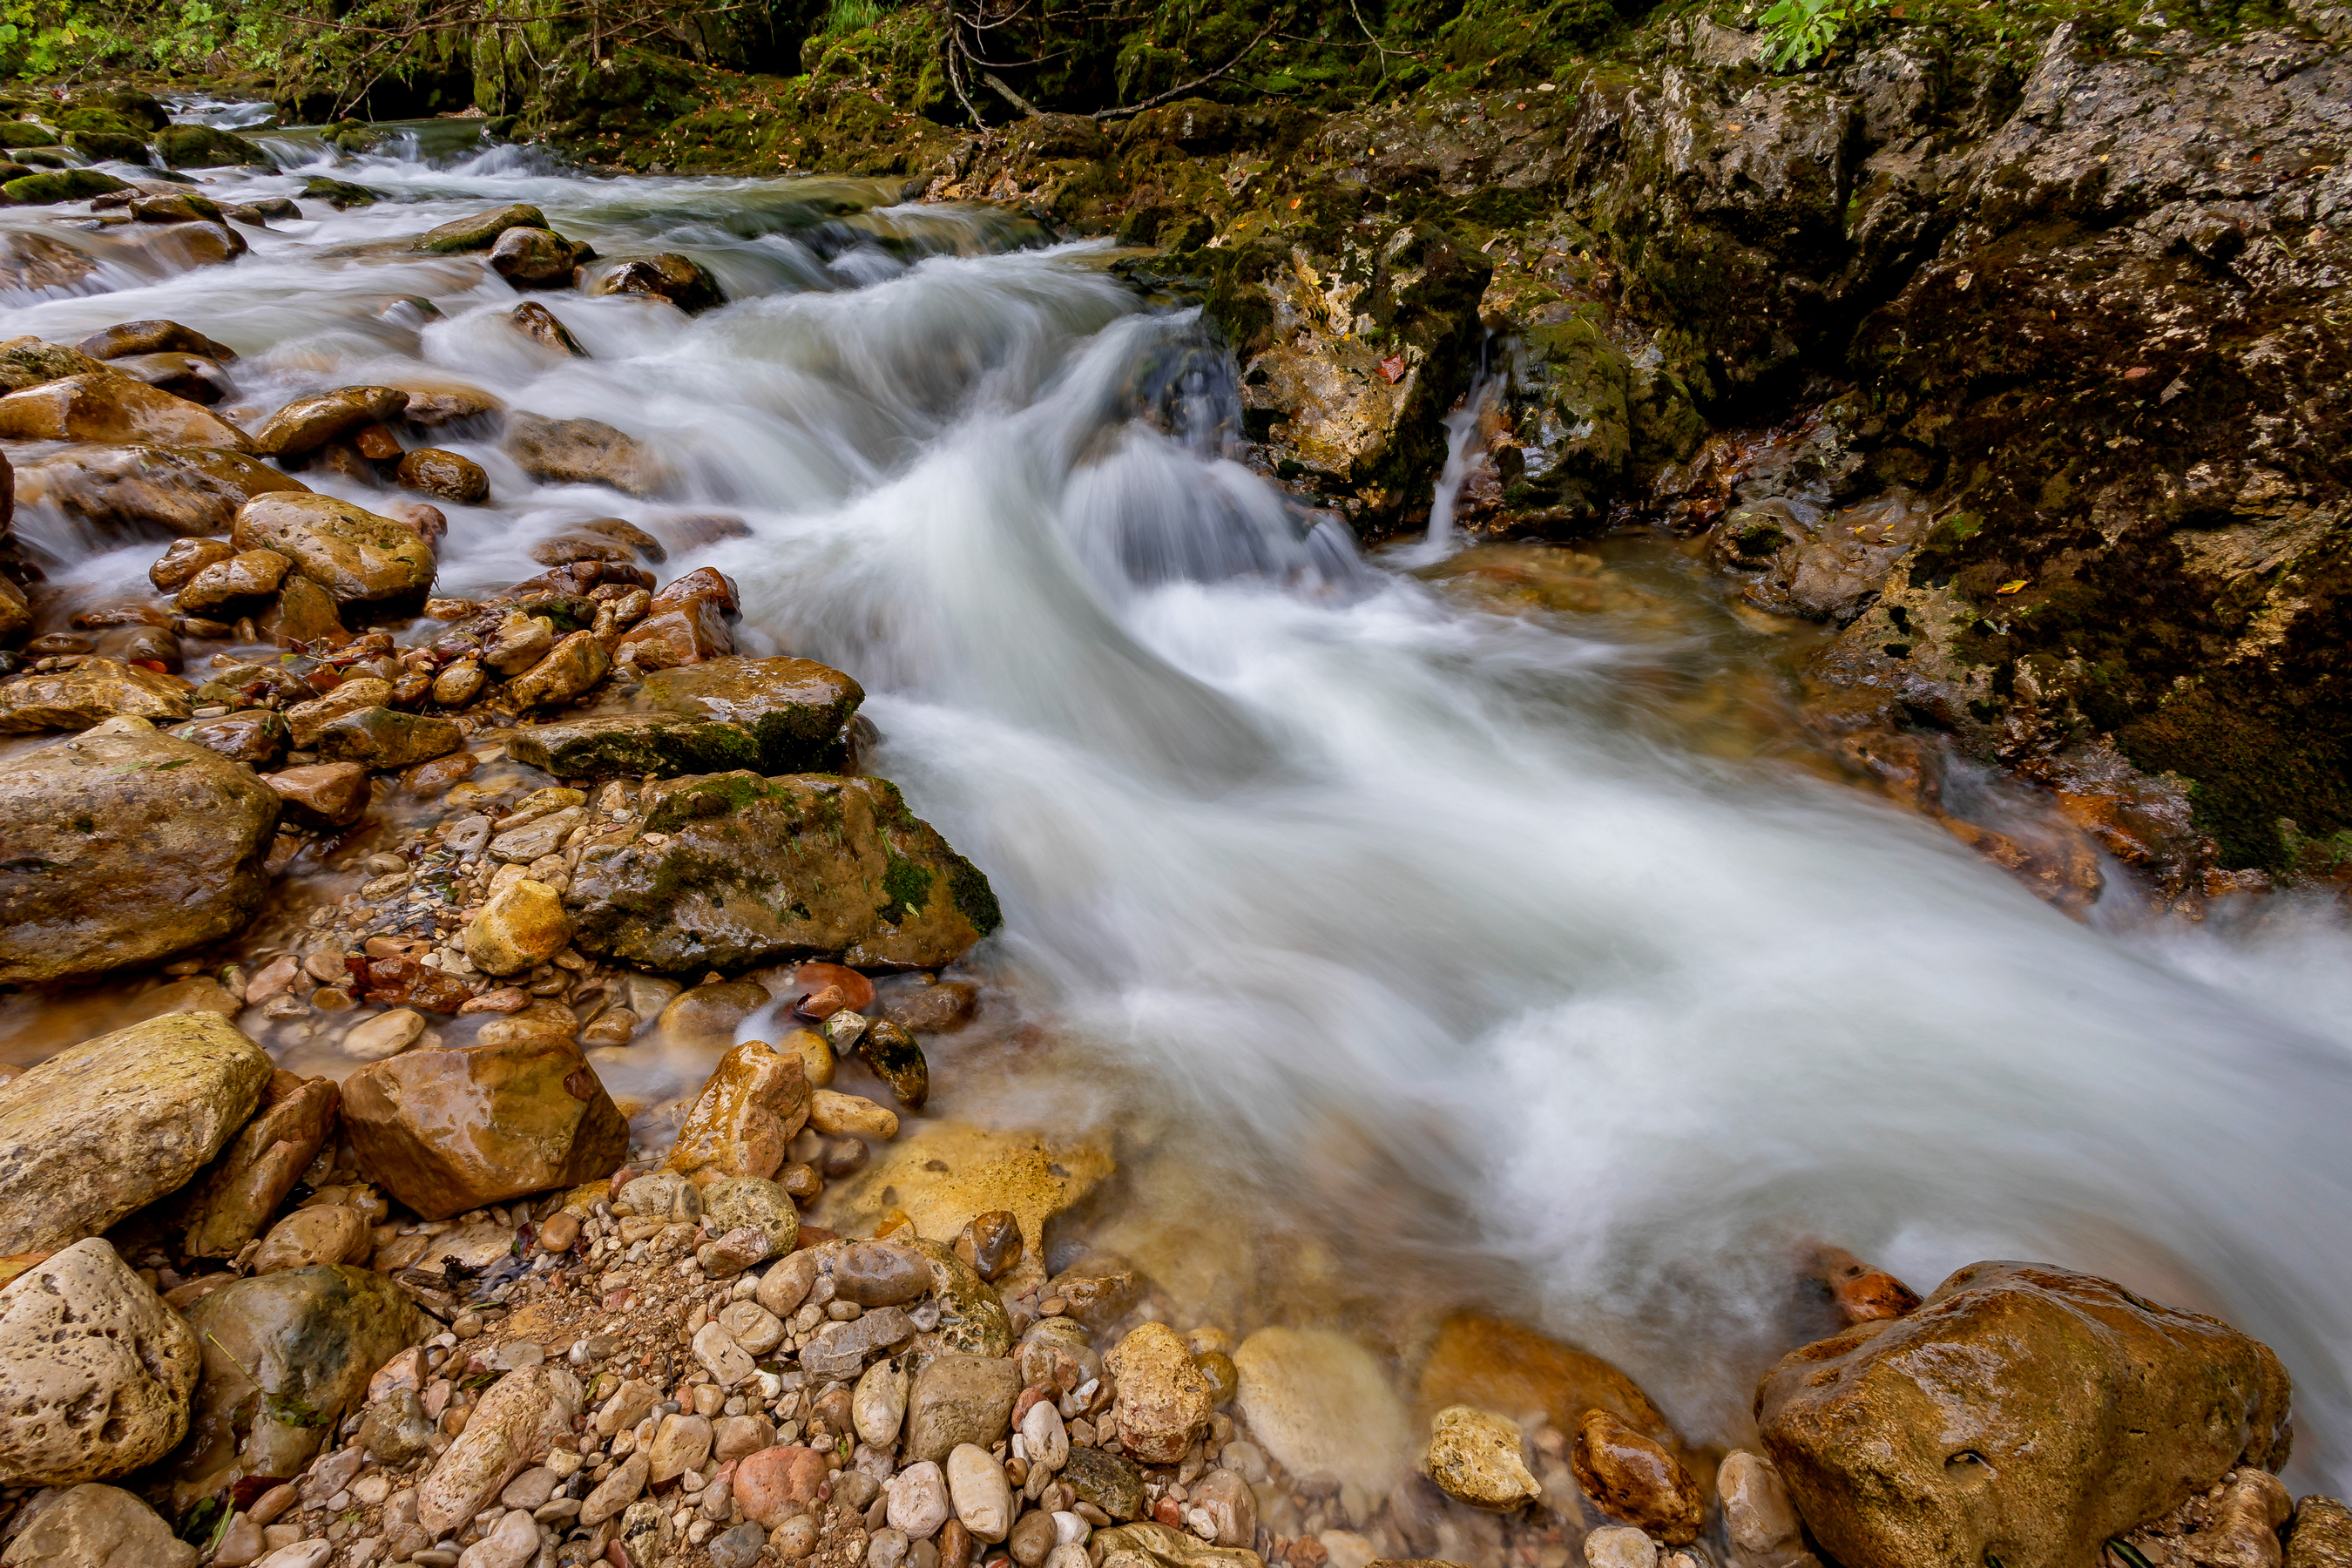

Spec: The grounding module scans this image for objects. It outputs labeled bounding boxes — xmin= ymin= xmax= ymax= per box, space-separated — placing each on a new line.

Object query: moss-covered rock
xmin=155 ymin=124 xmax=267 ymax=168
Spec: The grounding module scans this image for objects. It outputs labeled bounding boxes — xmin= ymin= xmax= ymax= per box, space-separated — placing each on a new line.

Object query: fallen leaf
xmin=1379 ymin=355 xmax=1408 ymax=384
xmin=1997 ymin=580 xmax=2029 ymax=594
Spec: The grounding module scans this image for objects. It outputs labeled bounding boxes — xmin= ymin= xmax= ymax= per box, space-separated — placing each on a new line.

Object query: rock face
xmin=1756 ymin=1261 xmax=2295 ymax=1568
xmin=232 ymin=492 xmax=436 ymax=605
xmin=172 ymin=1266 xmax=426 ymax=1509
xmin=11 ymin=444 xmax=307 ymax=536
xmin=0 ymin=1240 xmax=202 ymax=1486
xmin=0 ymin=372 xmax=253 ymax=449
xmin=567 ymin=772 xmax=1002 ymax=973
xmin=0 ymin=718 xmax=280 ymax=984
xmin=0 ymin=1010 xmax=273 ymax=1254
xmin=341 ymin=1034 xmax=631 ymax=1219
xmin=0 ymin=1484 xmax=197 ymax=1568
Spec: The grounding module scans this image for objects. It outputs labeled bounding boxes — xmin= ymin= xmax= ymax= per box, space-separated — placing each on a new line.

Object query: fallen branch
xmin=1088 ymin=18 xmax=1277 ymax=120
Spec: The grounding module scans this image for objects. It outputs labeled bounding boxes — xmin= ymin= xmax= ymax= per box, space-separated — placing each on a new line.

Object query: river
xmin=7 ymin=117 xmax=2352 ymax=1490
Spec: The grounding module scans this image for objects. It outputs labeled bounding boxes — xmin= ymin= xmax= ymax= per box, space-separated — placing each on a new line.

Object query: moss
xmin=882 ymin=845 xmax=934 ymax=912
xmin=946 ymin=852 xmax=1004 ymax=936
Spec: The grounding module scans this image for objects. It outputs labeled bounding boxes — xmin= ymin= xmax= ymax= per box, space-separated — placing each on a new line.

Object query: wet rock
xmin=263 ymin=761 xmax=369 ymax=828
xmin=701 ymin=1174 xmax=801 ymax=1258
xmin=260 ymin=576 xmax=347 ymax=647
xmin=0 ymin=1240 xmax=201 ymax=1486
xmin=464 ymin=878 xmax=571 ymax=977
xmin=0 ymin=335 xmax=109 ymax=392
xmin=232 ymin=492 xmax=436 ymax=605
xmin=0 ymin=372 xmax=253 ymax=449
xmin=1571 ymin=1410 xmax=1699 ymax=1540
xmin=175 ymin=547 xmax=288 ymax=612
xmin=506 ymin=301 xmax=587 ymax=357
xmin=1233 ymin=1327 xmax=1411 ymax=1496
xmin=1192 ymin=1468 xmax=1254 ymax=1548
xmin=613 ymin=598 xmax=733 ymax=669
xmin=567 ymin=772 xmax=1002 ymax=973
xmin=1756 ymin=1261 xmax=2293 ymax=1568
xmin=156 ymin=123 xmax=266 ymax=167
xmin=13 ymin=445 xmax=299 ymax=537
xmin=251 ymin=385 xmax=409 ymax=458
xmin=860 ymin=1020 xmax=929 ymax=1109
xmin=811 ymin=1088 xmax=898 ymax=1139
xmin=110 ymin=349 xmax=233 ymax=403
xmin=1421 ymin=1404 xmax=1541 ymax=1513
xmin=1718 ymin=1450 xmax=1815 ymax=1568
xmin=836 ymin=1240 xmax=931 ymax=1307
xmin=182 ymin=1070 xmax=341 ymax=1258
xmin=395 ymin=448 xmax=489 ymax=504
xmin=284 ymin=677 xmax=393 ymax=746
xmin=1 ymin=1484 xmax=197 ymax=1568
xmin=0 ymin=657 xmax=191 ymax=732
xmin=503 ymin=629 xmax=610 ymax=709
xmin=416 ymin=1363 xmax=582 ymax=1535
xmin=251 ymin=1203 xmax=372 ymax=1273
xmin=341 ymin=1033 xmax=629 ymax=1219
xmin=508 ymin=711 xmax=761 ymax=779
xmin=590 ymin=253 xmax=725 ymax=313
xmin=1107 ymin=1322 xmax=1213 ymax=1463
xmin=416 ymin=202 xmax=549 ymax=253
xmin=3 ymin=167 xmax=132 ymax=204
xmin=504 ymin=411 xmax=661 ymax=496
xmin=965 ymin=1211 xmax=1023 ymax=1282
xmin=801 ymin=1304 xmax=918 ymax=1381
xmin=876 ymin=974 xmax=979 ymax=1035
xmin=617 ymin=660 xmax=859 ymax=767
xmin=77 ymin=320 xmax=236 ymax=362
xmin=2118 ymin=1469 xmax=2294 ymax=1568
xmin=314 ymin=706 xmax=463 ymax=767
xmin=663 ymin=1037 xmax=811 ymax=1180
xmin=0 ymin=1009 xmax=270 ymax=1254
xmin=1089 ymin=1522 xmax=1262 ymax=1568
xmin=949 ymin=1444 xmax=1015 ymax=1542
xmin=152 ymin=537 xmax=235 ymax=589
xmin=1808 ymin=1245 xmax=1922 ymax=1325
xmin=1063 ymin=1446 xmax=1146 ymax=1522
xmin=735 ymin=1444 xmax=830 ymax=1526
xmin=301 ymin=174 xmax=382 ymax=207
xmin=906 ymin=1354 xmax=1023 ymax=1465
xmin=342 ymin=1006 xmax=426 ymax=1062
xmin=1584 ymin=1528 xmax=1659 ymax=1568
xmin=1416 ymin=1314 xmax=1687 ymax=1470
xmin=172 ymin=1267 xmax=426 ymax=1510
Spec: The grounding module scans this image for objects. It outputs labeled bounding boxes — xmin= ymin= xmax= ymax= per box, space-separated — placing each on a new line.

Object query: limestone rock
xmin=700 ymin=1175 xmax=800 ymax=1258
xmin=906 ymin=1354 xmax=1023 ymax=1465
xmin=395 ymin=448 xmax=489 ymax=504
xmin=1571 ymin=1410 xmax=1699 ymax=1541
xmin=2118 ymin=1469 xmax=2293 ymax=1568
xmin=503 ymin=629 xmax=609 ymax=709
xmin=1233 ymin=1328 xmax=1411 ymax=1496
xmin=2291 ymin=1498 xmax=2352 ymax=1568
xmin=0 ymin=1484 xmax=197 ymax=1568
xmin=1756 ymin=1261 xmax=2294 ymax=1568
xmin=416 ymin=1363 xmax=581 ymax=1536
xmin=283 ymin=679 xmax=393 ymax=747
xmin=1423 ymin=1405 xmax=1540 ymax=1512
xmin=734 ymin=1444 xmax=829 ymax=1526
xmin=0 ymin=1010 xmax=271 ymax=1254
xmin=341 ymin=1034 xmax=629 ymax=1220
xmin=1583 ymin=1528 xmax=1658 ymax=1568
xmin=1090 ymin=1522 xmax=1264 ymax=1568
xmin=12 ymin=444 xmax=306 ymax=536
xmin=949 ymin=1444 xmax=1015 ymax=1542
xmin=906 ymin=1238 xmax=1012 ymax=1361
xmin=0 ymin=372 xmax=253 ymax=449
xmin=0 ymin=1240 xmax=201 ymax=1486
xmin=172 ymin=1267 xmax=425 ymax=1511
xmin=181 ymin=1070 xmax=341 ymax=1258
xmin=504 ymin=412 xmax=661 ymax=496
xmin=260 ymin=762 xmax=368 ymax=828
xmin=1107 ymin=1322 xmax=1213 ymax=1464
xmin=885 ymin=1458 xmax=950 ymax=1538
xmin=613 ymin=599 xmax=732 ymax=669
xmin=232 ymin=492 xmax=436 ymax=605
xmin=249 ymin=386 xmax=408 ymax=457
xmin=0 ymin=335 xmax=110 ymax=391
xmin=0 ymin=658 xmax=191 ymax=733
xmin=567 ymin=772 xmax=1002 ymax=973
xmin=1717 ymin=1450 xmax=1815 ymax=1568
xmin=464 ymin=879 xmax=571 ymax=977
xmin=666 ymin=1040 xmax=812 ymax=1181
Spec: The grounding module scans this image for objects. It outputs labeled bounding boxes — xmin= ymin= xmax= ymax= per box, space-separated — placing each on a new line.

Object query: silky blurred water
xmin=7 ymin=124 xmax=2352 ymax=1487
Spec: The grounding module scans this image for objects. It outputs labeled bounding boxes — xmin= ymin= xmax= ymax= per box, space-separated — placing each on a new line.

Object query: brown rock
xmin=0 ymin=372 xmax=254 ymax=449
xmin=2119 ymin=1468 xmax=2294 ymax=1568
xmin=401 ymin=381 xmax=506 ymax=428
xmin=0 ymin=1239 xmax=202 ymax=1486
xmin=490 ymin=223 xmax=581 ymax=287
xmin=251 ymin=385 xmax=409 ymax=456
xmin=1809 ymin=1245 xmax=1923 ymax=1325
xmin=264 ymin=761 xmax=371 ymax=828
xmin=402 ymin=749 xmax=479 ymax=795
xmin=1571 ymin=1409 xmax=1701 ymax=1542
xmin=589 ymin=253 xmax=724 ymax=313
xmin=1416 ymin=1313 xmax=1687 ymax=1465
xmin=0 ymin=657 xmax=191 ymax=733
xmin=2291 ymin=1497 xmax=2352 ymax=1568
xmin=1107 ymin=1322 xmax=1213 ymax=1463
xmin=615 ymin=598 xmax=733 ymax=670
xmin=341 ymin=1034 xmax=630 ymax=1220
xmin=395 ymin=447 xmax=489 ymax=504
xmin=175 ymin=547 xmax=287 ymax=612
xmin=172 ymin=708 xmax=289 ymax=767
xmin=504 ymin=629 xmax=611 ymax=709
xmin=734 ymin=1443 xmax=830 ymax=1526
xmin=648 ymin=565 xmax=739 ymax=616
xmin=834 ymin=1240 xmax=930 ymax=1306
xmin=112 ymin=349 xmax=232 ymax=404
xmin=19 ymin=445 xmax=305 ymax=539
xmin=665 ymin=1040 xmax=812 ymax=1181
xmin=465 ymin=877 xmax=571 ymax=977
xmin=508 ymin=301 xmax=587 ymax=358
xmin=504 ymin=410 xmax=659 ymax=494
xmin=150 ymin=537 xmax=235 ymax=589
xmin=251 ymin=1203 xmax=372 ymax=1273
xmin=260 ymin=574 xmax=347 ymax=646
xmin=283 ymin=677 xmax=393 ymax=747
xmin=182 ymin=1070 xmax=341 ymax=1258
xmin=1756 ymin=1261 xmax=2295 ymax=1568
xmin=314 ymin=706 xmax=463 ymax=768
xmin=965 ymin=1211 xmax=1022 ymax=1282
xmin=232 ymin=491 xmax=436 ymax=605
xmin=78 ymin=319 xmax=236 ymax=362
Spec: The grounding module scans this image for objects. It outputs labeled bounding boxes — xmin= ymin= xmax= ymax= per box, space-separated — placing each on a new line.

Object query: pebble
xmin=870 ymin=1527 xmax=912 ymax=1568
xmin=1008 ymin=1509 xmax=1057 ymax=1567
xmin=454 ymin=1509 xmax=538 ymax=1568
xmin=887 ymin=1459 xmax=952 ymax=1539
xmin=1425 ymin=1403 xmax=1543 ymax=1511
xmin=497 ymin=1466 xmax=558 ymax=1510
xmin=581 ymin=1453 xmax=649 ymax=1525
xmin=711 ymin=1522 xmax=768 ymax=1568
xmin=537 ymin=1211 xmax=579 ymax=1253
xmin=693 ymin=1321 xmax=759 ymax=1386
xmin=947 ymin=1443 xmax=1014 ymax=1542
xmin=1584 ymin=1527 xmax=1659 ymax=1568
xmin=648 ymin=1412 xmax=714 ymax=1484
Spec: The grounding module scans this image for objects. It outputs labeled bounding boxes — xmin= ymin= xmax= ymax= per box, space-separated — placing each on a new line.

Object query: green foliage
xmin=0 ymin=0 xmax=261 ymax=79
xmin=1755 ymin=0 xmax=1879 ymax=68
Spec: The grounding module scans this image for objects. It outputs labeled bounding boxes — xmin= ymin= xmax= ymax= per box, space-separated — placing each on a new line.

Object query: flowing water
xmin=9 ymin=123 xmax=2352 ymax=1490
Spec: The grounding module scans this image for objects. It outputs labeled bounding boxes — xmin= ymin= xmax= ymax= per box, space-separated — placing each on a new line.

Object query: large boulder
xmin=414 ymin=202 xmax=548 ymax=253
xmin=0 ymin=658 xmax=192 ymax=733
xmin=154 ymin=123 xmax=266 ymax=168
xmin=232 ymin=491 xmax=436 ymax=605
xmin=0 ymin=1484 xmax=196 ymax=1568
xmin=12 ymin=445 xmax=307 ymax=537
xmin=566 ymin=772 xmax=1002 ymax=973
xmin=0 ymin=1011 xmax=273 ymax=1254
xmin=0 ymin=718 xmax=280 ymax=985
xmin=1756 ymin=1261 xmax=2295 ymax=1568
xmin=0 ymin=1240 xmax=202 ymax=1486
xmin=639 ymin=657 xmax=865 ymax=773
xmin=0 ymin=372 xmax=253 ymax=449
xmin=171 ymin=1266 xmax=426 ymax=1511
xmin=341 ymin=1034 xmax=630 ymax=1220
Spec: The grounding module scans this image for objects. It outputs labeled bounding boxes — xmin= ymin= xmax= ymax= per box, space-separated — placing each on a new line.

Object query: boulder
xmin=0 ymin=335 xmax=110 ymax=392
xmin=414 ymin=202 xmax=548 ymax=253
xmin=395 ymin=448 xmax=489 ymax=504
xmin=639 ymin=657 xmax=865 ymax=773
xmin=314 ymin=706 xmax=463 ymax=768
xmin=171 ymin=1266 xmax=425 ymax=1511
xmin=1571 ymin=1410 xmax=1699 ymax=1541
xmin=1 ymin=167 xmax=131 ymax=205
xmin=0 ymin=1484 xmax=197 ymax=1568
xmin=341 ymin=1034 xmax=629 ymax=1219
xmin=108 ymin=349 xmax=233 ymax=404
xmin=507 ymin=301 xmax=586 ymax=357
xmin=415 ymin=1363 xmax=582 ymax=1535
xmin=504 ymin=411 xmax=661 ymax=496
xmin=1106 ymin=1322 xmax=1213 ymax=1463
xmin=249 ymin=385 xmax=409 ymax=457
xmin=174 ymin=547 xmax=287 ymax=612
xmin=503 ymin=629 xmax=609 ymax=709
xmin=0 ymin=1011 xmax=272 ymax=1254
xmin=77 ymin=320 xmax=238 ymax=362
xmin=590 ymin=253 xmax=725 ymax=313
xmin=2291 ymin=1498 xmax=2352 ymax=1568
xmin=0 ymin=719 xmax=279 ymax=984
xmin=905 ymin=1354 xmax=1023 ymax=1465
xmin=489 ymin=224 xmax=581 ymax=287
xmin=566 ymin=772 xmax=1002 ymax=973
xmin=1756 ymin=1261 xmax=2294 ymax=1568
xmin=260 ymin=575 xmax=348 ymax=646
xmin=1233 ymin=1328 xmax=1412 ymax=1496
xmin=0 ymin=1240 xmax=201 ymax=1486
xmin=507 ymin=712 xmax=760 ymax=780
xmin=665 ymin=1039 xmax=812 ymax=1181
xmin=173 ymin=708 xmax=289 ymax=767
xmin=181 ymin=1070 xmax=341 ymax=1258
xmin=612 ymin=598 xmax=733 ymax=670
xmin=251 ymin=1204 xmax=372 ymax=1273
xmin=0 ymin=658 xmax=192 ymax=733
xmin=261 ymin=762 xmax=369 ymax=828
xmin=155 ymin=124 xmax=266 ymax=167
xmin=232 ymin=492 xmax=436 ymax=605
xmin=0 ymin=372 xmax=253 ymax=449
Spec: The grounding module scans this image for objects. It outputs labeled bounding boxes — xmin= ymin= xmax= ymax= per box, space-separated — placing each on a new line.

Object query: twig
xmin=1088 ymin=17 xmax=1277 ymax=119
xmin=982 ymin=71 xmax=1044 ymax=117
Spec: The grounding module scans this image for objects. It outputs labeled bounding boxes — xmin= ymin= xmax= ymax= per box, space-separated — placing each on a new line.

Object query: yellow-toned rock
xmin=465 ymin=878 xmax=570 ymax=977
xmin=251 ymin=1204 xmax=371 ymax=1274
xmin=0 ymin=372 xmax=254 ymax=450
xmin=1106 ymin=1322 xmax=1213 ymax=1463
xmin=809 ymin=1088 xmax=897 ymax=1140
xmin=232 ymin=492 xmax=436 ymax=605
xmin=1424 ymin=1404 xmax=1542 ymax=1511
xmin=0 ymin=657 xmax=192 ymax=733
xmin=0 ymin=1240 xmax=201 ymax=1486
xmin=666 ymin=1039 xmax=812 ymax=1180
xmin=282 ymin=676 xmax=393 ymax=747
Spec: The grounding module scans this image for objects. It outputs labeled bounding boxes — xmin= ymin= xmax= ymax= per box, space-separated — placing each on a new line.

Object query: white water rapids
xmin=8 ymin=125 xmax=2352 ymax=1490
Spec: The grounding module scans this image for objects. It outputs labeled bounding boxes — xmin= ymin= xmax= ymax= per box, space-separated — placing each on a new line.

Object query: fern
xmin=1756 ymin=0 xmax=1879 ymax=69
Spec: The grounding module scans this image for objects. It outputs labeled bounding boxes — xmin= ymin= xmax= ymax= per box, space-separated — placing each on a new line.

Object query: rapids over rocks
xmin=2 ymin=95 xmax=2352 ymax=1567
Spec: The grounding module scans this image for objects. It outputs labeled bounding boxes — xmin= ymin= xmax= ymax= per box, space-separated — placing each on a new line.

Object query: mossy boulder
xmin=156 ymin=124 xmax=267 ymax=168
xmin=415 ymin=201 xmax=549 ymax=253
xmin=566 ymin=771 xmax=1001 ymax=974
xmin=2 ymin=167 xmax=130 ymax=205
